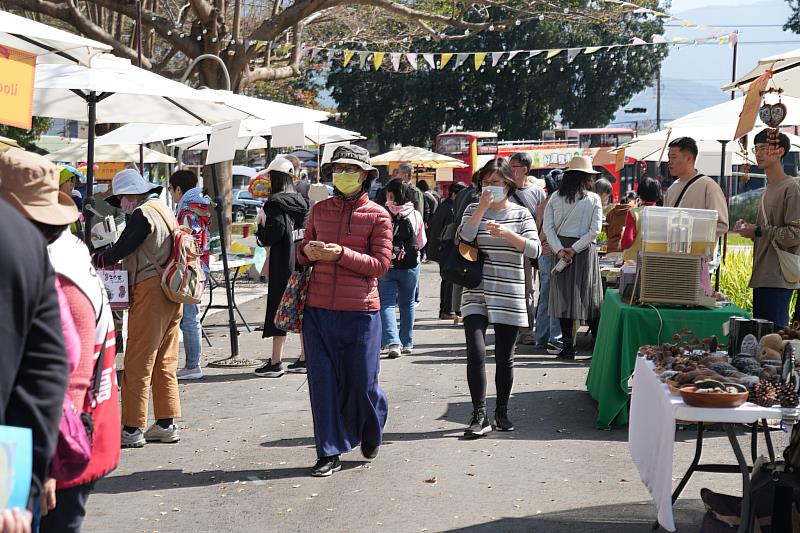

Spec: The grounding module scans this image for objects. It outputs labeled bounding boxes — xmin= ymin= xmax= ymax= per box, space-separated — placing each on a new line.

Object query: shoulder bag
xmin=761 ymin=193 xmax=800 ymax=283
xmin=441 ymin=206 xmax=484 ymax=289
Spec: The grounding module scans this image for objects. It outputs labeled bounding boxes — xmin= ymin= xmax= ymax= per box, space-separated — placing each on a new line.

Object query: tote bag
xmin=274 ymin=268 xmax=312 ymax=333
xmin=761 ymin=195 xmax=800 ymax=283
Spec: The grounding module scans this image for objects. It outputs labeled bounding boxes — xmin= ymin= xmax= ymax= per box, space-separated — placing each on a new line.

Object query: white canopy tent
xmin=666 ymin=95 xmax=800 ymax=135
xmin=723 ymin=47 xmax=800 ymax=95
xmin=169 ymin=121 xmax=363 ymax=151
xmin=46 ymin=143 xmax=177 ymax=164
xmin=0 ymin=9 xmax=111 ymax=65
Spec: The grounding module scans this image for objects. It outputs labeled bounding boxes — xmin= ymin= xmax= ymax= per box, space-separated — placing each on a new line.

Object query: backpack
xmin=391 ymin=214 xmax=419 ymax=269
xmin=142 ymin=201 xmax=204 ymax=305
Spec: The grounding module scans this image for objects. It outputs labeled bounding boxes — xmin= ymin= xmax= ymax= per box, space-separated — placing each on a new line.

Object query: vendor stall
xmin=586 ymin=290 xmax=749 ymax=429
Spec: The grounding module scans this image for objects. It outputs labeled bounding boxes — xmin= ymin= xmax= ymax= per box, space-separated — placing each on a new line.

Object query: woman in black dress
xmin=254 ymin=157 xmax=310 ymax=377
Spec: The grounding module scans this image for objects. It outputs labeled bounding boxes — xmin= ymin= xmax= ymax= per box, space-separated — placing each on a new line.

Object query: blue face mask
xmin=484 ymin=185 xmax=506 ymax=202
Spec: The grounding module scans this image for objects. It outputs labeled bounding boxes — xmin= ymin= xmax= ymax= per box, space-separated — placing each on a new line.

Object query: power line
xmin=665 ymin=24 xmax=785 ymax=28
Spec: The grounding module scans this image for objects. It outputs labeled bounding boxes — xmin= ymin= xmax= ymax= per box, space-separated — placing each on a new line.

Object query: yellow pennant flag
xmin=343 ymin=50 xmax=355 ymax=67
xmin=718 ymin=35 xmax=731 ymax=45
xmin=440 ymin=53 xmax=454 ymax=69
xmin=373 ymin=52 xmax=385 ymax=70
xmin=583 ymin=46 xmax=602 ymax=54
xmin=473 ymin=52 xmax=487 ymax=70
xmin=546 ymin=49 xmax=562 ymax=59
xmin=681 ymin=20 xmax=696 ymax=27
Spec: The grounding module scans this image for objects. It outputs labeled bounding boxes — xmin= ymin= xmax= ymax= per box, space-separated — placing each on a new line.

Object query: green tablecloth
xmin=586 ymin=290 xmax=749 ymax=429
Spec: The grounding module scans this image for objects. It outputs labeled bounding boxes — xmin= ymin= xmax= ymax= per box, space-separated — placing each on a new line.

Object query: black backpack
xmin=391 ymin=214 xmax=419 ymax=269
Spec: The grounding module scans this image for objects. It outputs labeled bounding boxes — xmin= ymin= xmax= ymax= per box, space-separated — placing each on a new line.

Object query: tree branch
xmin=245 ymin=22 xmax=304 ymax=85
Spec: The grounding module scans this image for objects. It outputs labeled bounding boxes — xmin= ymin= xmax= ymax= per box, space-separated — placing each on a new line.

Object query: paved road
xmin=84 ymin=263 xmax=754 ymax=532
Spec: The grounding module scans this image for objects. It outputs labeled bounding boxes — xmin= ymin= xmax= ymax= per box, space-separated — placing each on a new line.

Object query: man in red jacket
xmin=298 ymin=145 xmax=393 ymax=477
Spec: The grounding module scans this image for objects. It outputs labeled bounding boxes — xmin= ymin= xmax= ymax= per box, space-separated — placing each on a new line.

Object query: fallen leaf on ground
xmin=424 ymin=476 xmax=438 ymax=485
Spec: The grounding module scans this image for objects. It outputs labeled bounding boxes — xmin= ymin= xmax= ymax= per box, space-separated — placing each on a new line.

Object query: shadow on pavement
xmin=444 ymin=500 xmax=707 ymax=532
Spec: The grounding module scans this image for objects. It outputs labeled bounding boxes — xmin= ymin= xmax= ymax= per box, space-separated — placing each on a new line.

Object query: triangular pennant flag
xmin=583 ymin=46 xmax=602 ymax=54
xmin=718 ymin=35 xmax=730 ymax=45
xmin=671 ymin=37 xmax=690 ymax=44
xmin=506 ymin=50 xmax=520 ymax=62
xmin=406 ymin=53 xmax=418 ymax=70
xmin=491 ymin=51 xmax=505 ymax=67
xmin=343 ymin=50 xmax=355 ymax=67
xmin=528 ymin=50 xmax=543 ymax=59
xmin=373 ymin=51 xmax=385 ymax=70
xmin=423 ymin=53 xmax=436 ymax=69
xmin=454 ymin=53 xmax=469 ymax=69
xmin=474 ymin=52 xmax=487 ymax=70
xmin=694 ymin=37 xmax=711 ymax=45
xmin=729 ymin=32 xmax=739 ymax=48
xmin=681 ymin=20 xmax=696 ymax=27
xmin=545 ymin=49 xmax=561 ymax=59
xmin=566 ymin=49 xmax=581 ymax=64
xmin=440 ymin=53 xmax=454 ymax=69
xmin=391 ymin=53 xmax=401 ymax=71
xmin=311 ymin=47 xmax=321 ymax=59
xmin=651 ymin=34 xmax=668 ymax=44
xmin=356 ymin=51 xmax=369 ymax=66
xmin=630 ymin=37 xmax=647 ymax=46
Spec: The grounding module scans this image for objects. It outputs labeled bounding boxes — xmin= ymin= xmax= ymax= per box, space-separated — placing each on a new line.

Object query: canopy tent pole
xmin=716 ymin=140 xmax=730 ymax=292
xmin=77 ymin=90 xmax=112 ymax=246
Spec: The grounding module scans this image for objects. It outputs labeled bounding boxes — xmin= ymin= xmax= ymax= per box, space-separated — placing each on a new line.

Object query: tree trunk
xmin=205 ymin=162 xmax=233 ymax=246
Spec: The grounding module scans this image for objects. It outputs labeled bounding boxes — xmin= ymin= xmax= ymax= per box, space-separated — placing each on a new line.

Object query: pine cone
xmin=754 ymin=379 xmax=779 ymax=407
xmin=779 ymin=377 xmax=800 ymax=408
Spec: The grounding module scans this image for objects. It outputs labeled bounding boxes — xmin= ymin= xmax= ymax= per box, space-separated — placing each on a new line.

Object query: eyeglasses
xmin=751 ymin=144 xmax=770 ymax=155
xmin=481 ymin=179 xmax=505 ymax=187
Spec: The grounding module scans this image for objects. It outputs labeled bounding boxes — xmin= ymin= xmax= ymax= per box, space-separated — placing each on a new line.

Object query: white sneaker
xmin=177 ymin=367 xmax=203 ymax=380
xmin=121 ymin=428 xmax=146 ymax=448
xmin=144 ymin=423 xmax=180 ymax=443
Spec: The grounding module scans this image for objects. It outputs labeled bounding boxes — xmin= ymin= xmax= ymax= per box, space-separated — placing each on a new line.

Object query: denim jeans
xmin=753 ymin=287 xmax=794 ymax=330
xmin=180 ymin=303 xmax=202 ymax=368
xmin=534 ymin=253 xmax=562 ymax=346
xmin=378 ymin=265 xmax=420 ymax=348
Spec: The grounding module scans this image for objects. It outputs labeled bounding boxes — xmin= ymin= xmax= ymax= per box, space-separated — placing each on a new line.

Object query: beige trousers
xmin=121 ymin=277 xmax=182 ymax=428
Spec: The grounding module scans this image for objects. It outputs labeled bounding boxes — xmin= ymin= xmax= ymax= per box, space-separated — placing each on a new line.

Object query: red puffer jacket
xmin=298 ymin=192 xmax=392 ymax=311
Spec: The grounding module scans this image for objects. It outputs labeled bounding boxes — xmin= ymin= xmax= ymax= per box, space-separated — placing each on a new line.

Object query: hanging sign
xmin=0 ymin=46 xmax=36 ymax=130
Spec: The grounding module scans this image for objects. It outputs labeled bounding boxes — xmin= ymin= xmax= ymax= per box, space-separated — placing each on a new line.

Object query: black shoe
xmin=439 ymin=311 xmax=455 ymax=320
xmin=494 ymin=407 xmax=515 ymax=432
xmin=311 ymin=455 xmax=341 ymax=477
xmin=361 ymin=443 xmax=379 ymax=460
xmin=556 ymin=345 xmax=576 ymax=360
xmin=254 ymin=361 xmax=285 ymax=377
xmin=464 ymin=409 xmax=492 ymax=439
xmin=286 ymin=360 xmax=307 ymax=374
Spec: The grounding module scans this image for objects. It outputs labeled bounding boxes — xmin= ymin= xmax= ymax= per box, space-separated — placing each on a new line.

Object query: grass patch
xmin=725 ymin=232 xmax=753 ymax=248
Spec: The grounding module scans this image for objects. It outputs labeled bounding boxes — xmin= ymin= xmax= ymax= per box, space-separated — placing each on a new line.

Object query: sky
xmin=613 ymin=0 xmax=800 ymax=127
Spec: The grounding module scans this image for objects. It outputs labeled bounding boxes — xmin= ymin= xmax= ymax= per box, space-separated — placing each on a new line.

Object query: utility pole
xmin=656 ymin=67 xmax=662 ymax=131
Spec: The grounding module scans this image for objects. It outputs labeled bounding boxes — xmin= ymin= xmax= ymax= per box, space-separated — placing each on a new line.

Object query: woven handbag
xmin=274 ymin=268 xmax=312 ymax=333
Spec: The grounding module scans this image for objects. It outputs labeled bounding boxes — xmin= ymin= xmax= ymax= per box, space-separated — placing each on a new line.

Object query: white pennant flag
xmin=506 ymin=50 xmax=520 ymax=62
xmin=311 ymin=47 xmax=321 ymax=59
xmin=454 ymin=53 xmax=469 ymax=68
xmin=423 ymin=53 xmax=436 ymax=69
xmin=357 ymin=51 xmax=369 ymax=66
xmin=406 ymin=53 xmax=418 ymax=70
xmin=651 ymin=34 xmax=668 ymax=44
xmin=630 ymin=37 xmax=648 ymax=46
xmin=566 ymin=48 xmax=581 ymax=63
xmin=391 ymin=53 xmax=402 ymax=71
xmin=528 ymin=50 xmax=543 ymax=59
xmin=491 ymin=52 xmax=505 ymax=67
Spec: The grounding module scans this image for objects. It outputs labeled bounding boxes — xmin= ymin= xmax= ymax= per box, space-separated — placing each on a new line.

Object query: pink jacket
xmin=387 ymin=201 xmax=427 ymax=252
xmin=298 ymin=192 xmax=393 ymax=312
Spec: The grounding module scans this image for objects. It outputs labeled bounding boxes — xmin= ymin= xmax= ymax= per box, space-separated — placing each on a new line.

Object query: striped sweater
xmin=458 ymin=202 xmax=541 ymax=327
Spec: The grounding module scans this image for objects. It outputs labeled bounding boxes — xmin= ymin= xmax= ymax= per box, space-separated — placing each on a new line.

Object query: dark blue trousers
xmin=753 ymin=287 xmax=794 ymax=330
xmin=303 ymin=306 xmax=388 ymax=458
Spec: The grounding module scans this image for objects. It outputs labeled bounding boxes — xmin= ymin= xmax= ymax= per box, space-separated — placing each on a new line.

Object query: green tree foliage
xmin=328 ymin=3 xmax=666 ymax=149
xmin=0 ymin=117 xmax=53 ymax=154
xmin=785 ymin=0 xmax=800 ymax=34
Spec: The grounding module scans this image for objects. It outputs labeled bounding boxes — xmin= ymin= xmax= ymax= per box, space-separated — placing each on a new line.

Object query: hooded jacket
xmin=257 ymin=192 xmax=309 ymax=266
xmin=298 ymin=192 xmax=392 ymax=311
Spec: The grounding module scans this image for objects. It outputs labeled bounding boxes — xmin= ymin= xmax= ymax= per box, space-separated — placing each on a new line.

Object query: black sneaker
xmin=494 ymin=407 xmax=515 ymax=432
xmin=254 ymin=361 xmax=285 ymax=377
xmin=311 ymin=455 xmax=341 ymax=477
xmin=464 ymin=409 xmax=492 ymax=439
xmin=361 ymin=443 xmax=379 ymax=460
xmin=286 ymin=360 xmax=306 ymax=374
xmin=556 ymin=345 xmax=576 ymax=360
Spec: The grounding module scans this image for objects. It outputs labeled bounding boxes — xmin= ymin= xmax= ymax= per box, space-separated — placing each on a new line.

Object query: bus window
xmin=438 ymin=135 xmax=469 ymax=155
xmin=477 ymin=137 xmax=498 ymax=155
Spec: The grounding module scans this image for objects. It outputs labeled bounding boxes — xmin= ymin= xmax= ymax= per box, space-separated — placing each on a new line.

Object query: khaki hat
xmin=564 ymin=155 xmax=600 ymax=175
xmin=0 ymin=148 xmax=79 ymax=225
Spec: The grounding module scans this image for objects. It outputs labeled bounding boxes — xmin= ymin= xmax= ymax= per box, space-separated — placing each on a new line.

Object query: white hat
xmin=564 ymin=155 xmax=600 ymax=175
xmin=266 ymin=157 xmax=295 ymax=176
xmin=106 ymin=168 xmax=163 ymax=207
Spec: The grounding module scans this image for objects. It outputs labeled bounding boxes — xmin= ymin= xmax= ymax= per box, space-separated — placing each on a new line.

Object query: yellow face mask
xmin=332 ymin=171 xmax=362 ymax=196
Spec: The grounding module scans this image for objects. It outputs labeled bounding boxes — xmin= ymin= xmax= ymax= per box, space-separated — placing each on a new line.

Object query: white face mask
xmin=484 ymin=185 xmax=506 ymax=202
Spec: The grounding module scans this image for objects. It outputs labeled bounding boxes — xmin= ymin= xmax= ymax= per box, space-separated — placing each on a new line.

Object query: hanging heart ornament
xmin=759 ymin=102 xmax=788 ymax=128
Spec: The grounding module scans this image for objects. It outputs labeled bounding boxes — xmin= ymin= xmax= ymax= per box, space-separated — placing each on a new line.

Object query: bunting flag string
xmin=303 ymin=31 xmax=737 ymax=73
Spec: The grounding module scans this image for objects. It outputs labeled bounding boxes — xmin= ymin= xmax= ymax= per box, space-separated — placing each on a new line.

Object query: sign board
xmin=94 ymin=162 xmax=126 ymax=182
xmin=0 ymin=46 xmax=36 ymax=130
xmin=436 ymin=167 xmax=454 ymax=182
xmin=206 ymin=120 xmax=241 ymax=165
xmin=271 ymin=123 xmax=307 ymax=148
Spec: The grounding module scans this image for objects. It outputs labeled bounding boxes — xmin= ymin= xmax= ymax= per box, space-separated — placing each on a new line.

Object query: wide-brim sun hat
xmin=59 ymin=164 xmax=87 ymax=185
xmin=0 ymin=148 xmax=79 ymax=225
xmin=320 ymin=145 xmax=378 ymax=181
xmin=563 ymin=155 xmax=600 ymax=175
xmin=106 ymin=168 xmax=163 ymax=208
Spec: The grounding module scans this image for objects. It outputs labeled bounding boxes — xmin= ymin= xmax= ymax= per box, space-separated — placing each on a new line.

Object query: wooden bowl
xmin=666 ymin=379 xmax=682 ymax=396
xmin=679 ymin=386 xmax=749 ymax=408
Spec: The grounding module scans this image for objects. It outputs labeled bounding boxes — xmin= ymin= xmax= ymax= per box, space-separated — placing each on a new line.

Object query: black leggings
xmin=463 ymin=314 xmax=518 ymax=411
